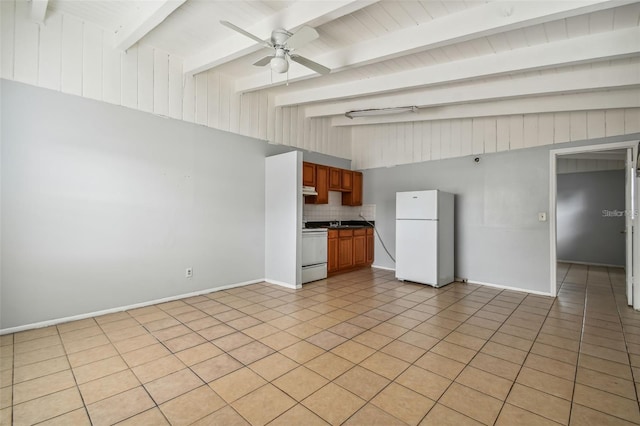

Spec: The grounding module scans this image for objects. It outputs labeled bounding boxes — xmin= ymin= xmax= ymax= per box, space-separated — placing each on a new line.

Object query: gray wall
xmin=0 ymin=80 xmax=348 ymax=329
xmin=557 ymin=170 xmax=626 ymax=266
xmin=362 ymin=135 xmax=639 ymax=294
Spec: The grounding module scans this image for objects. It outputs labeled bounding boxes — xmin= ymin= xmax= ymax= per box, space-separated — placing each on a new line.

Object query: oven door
xmin=301 ymin=230 xmax=328 ymax=266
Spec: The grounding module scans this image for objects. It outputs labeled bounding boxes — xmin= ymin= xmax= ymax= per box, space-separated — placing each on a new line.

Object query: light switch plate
xmin=538 ymin=212 xmax=547 ymax=222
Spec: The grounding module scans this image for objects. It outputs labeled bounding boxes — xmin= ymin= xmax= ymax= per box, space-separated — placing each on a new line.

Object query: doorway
xmin=550 ymin=141 xmax=638 ymax=308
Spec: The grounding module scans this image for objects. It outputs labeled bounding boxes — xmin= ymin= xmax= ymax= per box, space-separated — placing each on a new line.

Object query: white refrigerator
xmin=395 ymin=190 xmax=454 ymax=287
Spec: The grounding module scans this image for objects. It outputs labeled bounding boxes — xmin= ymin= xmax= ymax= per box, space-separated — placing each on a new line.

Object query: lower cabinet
xmin=338 ymin=230 xmax=354 ymax=269
xmin=328 ymin=227 xmax=374 ymax=274
xmin=366 ymin=228 xmax=374 ymax=264
xmin=353 ymin=229 xmax=366 ymax=266
xmin=328 ymin=230 xmax=339 ymax=273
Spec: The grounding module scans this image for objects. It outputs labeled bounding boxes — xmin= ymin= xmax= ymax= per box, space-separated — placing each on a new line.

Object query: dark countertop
xmin=305 ymin=220 xmax=374 ymax=230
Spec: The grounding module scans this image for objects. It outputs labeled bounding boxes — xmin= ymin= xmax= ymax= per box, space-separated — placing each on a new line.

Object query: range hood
xmin=302 ymin=186 xmax=318 ymax=196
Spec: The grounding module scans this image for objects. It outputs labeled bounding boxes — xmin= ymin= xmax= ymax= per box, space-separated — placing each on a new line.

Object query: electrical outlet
xmin=185 ymin=268 xmax=193 ymax=278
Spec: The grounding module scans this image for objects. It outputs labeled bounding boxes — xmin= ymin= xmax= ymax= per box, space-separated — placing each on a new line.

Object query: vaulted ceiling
xmin=14 ymin=0 xmax=640 ymax=167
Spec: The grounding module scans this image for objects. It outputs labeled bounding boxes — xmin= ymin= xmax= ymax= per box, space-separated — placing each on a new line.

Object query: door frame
xmin=549 ymin=140 xmax=638 ymax=304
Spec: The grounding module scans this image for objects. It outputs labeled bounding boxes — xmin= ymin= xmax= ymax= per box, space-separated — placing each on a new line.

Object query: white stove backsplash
xmin=304 ymin=191 xmax=376 ymax=222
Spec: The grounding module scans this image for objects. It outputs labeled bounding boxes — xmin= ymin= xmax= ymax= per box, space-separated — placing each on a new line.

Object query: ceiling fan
xmin=220 ymin=21 xmax=330 ymax=75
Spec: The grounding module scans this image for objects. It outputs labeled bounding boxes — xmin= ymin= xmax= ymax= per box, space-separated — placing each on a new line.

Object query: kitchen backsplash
xmin=304 ymin=191 xmax=376 ymax=221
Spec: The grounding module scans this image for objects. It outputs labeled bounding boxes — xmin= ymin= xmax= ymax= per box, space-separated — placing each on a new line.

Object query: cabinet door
xmin=353 ymin=235 xmax=366 ymax=266
xmin=366 ymin=232 xmax=374 ymax=264
xmin=315 ymin=165 xmax=329 ymax=204
xmin=341 ymin=170 xmax=353 ymax=191
xmin=338 ymin=237 xmax=353 ymax=269
xmin=342 ymin=171 xmax=363 ymax=206
xmin=303 ymin=162 xmax=316 ymax=187
xmin=329 ymin=167 xmax=341 ymax=190
xmin=328 ymin=236 xmax=339 ymax=273
xmin=352 ymin=172 xmax=362 ymax=205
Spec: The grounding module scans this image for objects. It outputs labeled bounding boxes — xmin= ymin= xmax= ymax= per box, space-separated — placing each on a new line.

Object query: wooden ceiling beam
xmin=30 ymin=0 xmax=48 ymax=23
xmin=276 ymin=28 xmax=640 ymax=107
xmin=114 ymin=0 xmax=186 ymax=51
xmin=304 ymin=61 xmax=640 ymax=118
xmin=183 ymin=0 xmax=377 ymax=77
xmin=330 ymin=89 xmax=640 ymax=126
xmin=235 ymin=0 xmax=637 ymax=93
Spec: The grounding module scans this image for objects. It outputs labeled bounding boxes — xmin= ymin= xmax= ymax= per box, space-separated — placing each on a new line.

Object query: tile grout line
xmin=607 ymin=266 xmax=640 ymax=412
xmin=565 ymin=265 xmax=639 ymax=424
xmin=565 ymin=263 xmax=589 ymax=426
xmin=322 ymin=283 xmax=531 ymax=425
xmin=8 ymin=267 xmax=639 ymax=425
xmin=268 ymin=280 xmax=483 ymax=426
xmin=96 ymin=314 xmax=166 ymax=426
xmin=454 ymin=289 xmax=560 ymax=425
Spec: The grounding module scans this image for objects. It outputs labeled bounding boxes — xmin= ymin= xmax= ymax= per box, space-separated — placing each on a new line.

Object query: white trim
xmin=549 ymin=141 xmax=640 ymax=156
xmin=550 ymin=150 xmax=558 ymax=297
xmin=550 ymin=139 xmax=639 ymax=304
xmin=464 ymin=279 xmax=554 ymax=297
xmin=265 ymin=279 xmax=300 ymax=289
xmin=0 ymin=279 xmax=264 ymax=335
xmin=557 ymin=259 xmax=625 ymax=268
xmin=372 ymin=264 xmax=395 ymax=272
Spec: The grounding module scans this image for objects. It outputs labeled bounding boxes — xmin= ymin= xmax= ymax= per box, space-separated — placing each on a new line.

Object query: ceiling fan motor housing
xmin=271 ymin=29 xmax=293 ymax=47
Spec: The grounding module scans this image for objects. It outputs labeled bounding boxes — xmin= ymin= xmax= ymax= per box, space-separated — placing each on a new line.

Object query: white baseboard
xmin=0 ymin=272 xmax=555 ymax=335
xmin=265 ymin=279 xmax=300 ymax=289
xmin=461 ymin=278 xmax=554 ymax=297
xmin=0 ymin=279 xmax=264 ymax=335
xmin=372 ymin=264 xmax=395 ymax=272
xmin=557 ymin=259 xmax=624 ymax=268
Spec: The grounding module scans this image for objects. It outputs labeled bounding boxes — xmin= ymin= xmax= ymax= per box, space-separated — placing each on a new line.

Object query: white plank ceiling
xmin=4 ymin=0 xmax=640 ymax=167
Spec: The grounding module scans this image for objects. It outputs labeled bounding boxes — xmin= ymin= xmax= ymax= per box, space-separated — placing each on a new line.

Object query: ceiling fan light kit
xmin=345 ymin=106 xmax=418 ymax=119
xmin=270 ymin=49 xmax=289 ymax=73
xmin=220 ymin=21 xmax=330 ymax=75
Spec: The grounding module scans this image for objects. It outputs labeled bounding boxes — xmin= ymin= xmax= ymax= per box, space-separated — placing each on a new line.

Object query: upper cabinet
xmin=329 ymin=168 xmax=341 ymax=191
xmin=306 ymin=164 xmax=329 ymax=205
xmin=303 ymin=162 xmax=316 ymax=187
xmin=341 ymin=170 xmax=353 ymax=192
xmin=342 ymin=171 xmax=362 ymax=206
xmin=304 ymin=162 xmax=363 ymax=206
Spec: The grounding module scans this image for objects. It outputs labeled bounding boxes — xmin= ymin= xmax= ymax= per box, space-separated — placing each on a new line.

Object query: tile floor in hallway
xmin=1 ymin=263 xmax=640 ymax=425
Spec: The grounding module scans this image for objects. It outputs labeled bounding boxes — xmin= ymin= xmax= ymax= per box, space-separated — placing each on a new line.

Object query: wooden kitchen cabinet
xmin=328 ymin=227 xmax=374 ymax=275
xmin=342 ymin=171 xmax=362 ymax=206
xmin=304 ymin=162 xmax=363 ymax=206
xmin=366 ymin=228 xmax=374 ymax=265
xmin=306 ymin=164 xmax=329 ymax=204
xmin=328 ymin=230 xmax=339 ymax=273
xmin=338 ymin=230 xmax=354 ymax=269
xmin=353 ymin=229 xmax=367 ymax=266
xmin=329 ymin=167 xmax=342 ymax=191
xmin=341 ymin=170 xmax=353 ymax=191
xmin=303 ymin=162 xmax=316 ymax=187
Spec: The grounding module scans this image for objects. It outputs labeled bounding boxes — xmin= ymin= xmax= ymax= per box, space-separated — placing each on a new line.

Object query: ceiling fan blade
xmin=220 ymin=20 xmax=272 ymax=47
xmin=289 ymin=54 xmax=330 ymax=75
xmin=253 ymin=56 xmax=274 ymax=67
xmin=284 ymin=26 xmax=319 ymax=50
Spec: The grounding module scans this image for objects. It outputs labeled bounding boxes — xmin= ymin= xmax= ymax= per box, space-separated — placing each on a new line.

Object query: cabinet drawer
xmin=366 ymin=228 xmax=373 ymax=235
xmin=339 ymin=229 xmax=353 ymax=237
xmin=353 ymin=229 xmax=366 ymax=236
xmin=328 ymin=229 xmax=338 ymax=239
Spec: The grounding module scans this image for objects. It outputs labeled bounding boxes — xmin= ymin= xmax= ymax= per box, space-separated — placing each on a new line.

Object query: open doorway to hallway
xmin=550 ymin=141 xmax=638 ymax=309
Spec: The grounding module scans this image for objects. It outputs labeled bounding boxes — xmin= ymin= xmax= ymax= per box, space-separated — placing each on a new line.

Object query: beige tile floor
xmin=1 ymin=263 xmax=640 ymax=425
